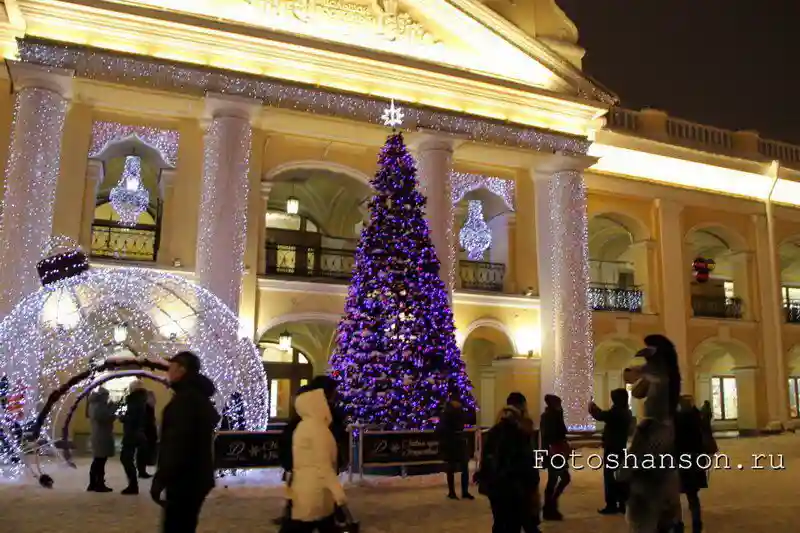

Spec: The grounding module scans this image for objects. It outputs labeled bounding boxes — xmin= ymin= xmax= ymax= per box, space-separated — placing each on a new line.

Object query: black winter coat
xmin=121 ymin=389 xmax=148 ymax=446
xmin=539 ymin=407 xmax=568 ymax=451
xmin=154 ymin=374 xmax=220 ymax=494
xmin=479 ymin=414 xmax=539 ymax=498
xmin=589 ymin=402 xmax=632 ymax=452
xmin=675 ymin=407 xmax=708 ymax=492
xmin=437 ymin=405 xmax=469 ymax=464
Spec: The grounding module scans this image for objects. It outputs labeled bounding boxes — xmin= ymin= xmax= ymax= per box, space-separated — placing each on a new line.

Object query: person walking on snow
xmin=540 ymin=394 xmax=571 ymax=521
xmin=589 ymin=388 xmax=633 ymax=515
xmin=283 ymin=388 xmax=348 ymax=533
xmin=438 ymin=396 xmax=474 ymax=500
xmin=87 ymin=387 xmax=116 ymax=492
xmin=120 ymin=380 xmax=148 ymax=494
xmin=150 ymin=352 xmax=220 ymax=533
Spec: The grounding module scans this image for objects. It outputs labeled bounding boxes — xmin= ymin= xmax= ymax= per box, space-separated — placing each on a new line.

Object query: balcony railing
xmin=785 ymin=300 xmax=800 ymax=323
xmin=264 ymin=243 xmax=355 ymax=281
xmin=691 ymin=295 xmax=743 ymax=319
xmin=91 ymin=223 xmax=157 ymax=261
xmin=458 ymin=261 xmax=505 ymax=292
xmin=589 ymin=284 xmax=643 ymax=313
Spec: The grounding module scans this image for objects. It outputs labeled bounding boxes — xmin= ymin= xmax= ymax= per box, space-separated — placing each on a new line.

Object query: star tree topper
xmin=381 ymin=99 xmax=405 ymax=128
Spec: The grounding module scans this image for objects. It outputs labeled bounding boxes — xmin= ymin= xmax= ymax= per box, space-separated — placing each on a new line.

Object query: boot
xmin=542 ymin=498 xmax=563 ymax=521
xmin=692 ymin=520 xmax=703 ymax=533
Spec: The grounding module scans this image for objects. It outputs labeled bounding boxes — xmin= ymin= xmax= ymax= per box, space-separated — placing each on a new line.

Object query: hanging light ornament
xmin=109 ymin=155 xmax=149 ymax=227
xmin=279 ymin=330 xmax=293 ymax=352
xmin=459 ymin=200 xmax=492 ymax=261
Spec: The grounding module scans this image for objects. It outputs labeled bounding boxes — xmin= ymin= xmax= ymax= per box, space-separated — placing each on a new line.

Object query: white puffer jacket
xmin=289 ymin=388 xmax=347 ymax=521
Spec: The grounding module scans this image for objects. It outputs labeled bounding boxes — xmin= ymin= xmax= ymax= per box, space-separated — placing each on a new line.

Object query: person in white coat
xmin=285 ymin=388 xmax=347 ymax=533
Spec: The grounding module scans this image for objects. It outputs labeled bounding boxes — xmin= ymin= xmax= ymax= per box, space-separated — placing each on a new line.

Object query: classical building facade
xmin=1 ymin=0 xmax=800 ymax=433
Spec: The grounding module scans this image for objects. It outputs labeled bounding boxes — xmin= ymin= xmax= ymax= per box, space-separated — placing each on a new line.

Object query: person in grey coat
xmin=87 ymin=387 xmax=117 ymax=492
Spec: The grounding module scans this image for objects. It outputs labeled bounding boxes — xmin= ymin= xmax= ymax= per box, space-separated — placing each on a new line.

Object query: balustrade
xmin=691 ymin=295 xmax=743 ymax=319
xmin=458 ymin=260 xmax=505 ymax=292
xmin=264 ymin=243 xmax=355 ymax=281
xmin=90 ymin=222 xmax=157 ymax=261
xmin=785 ymin=300 xmax=800 ymax=323
xmin=589 ymin=284 xmax=643 ymax=313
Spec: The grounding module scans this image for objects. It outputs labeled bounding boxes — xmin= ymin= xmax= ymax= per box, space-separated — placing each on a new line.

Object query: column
xmin=478 ymin=368 xmax=497 ymax=427
xmin=532 ymin=154 xmax=595 ymax=429
xmin=733 ymin=366 xmax=759 ymax=432
xmin=655 ymin=199 xmax=691 ymax=390
xmin=753 ymin=213 xmax=787 ymax=426
xmin=196 ymin=93 xmax=260 ymax=312
xmin=411 ymin=134 xmax=458 ymax=296
xmin=0 ymin=63 xmax=72 ymax=317
xmin=78 ymin=160 xmax=104 ymax=250
xmin=628 ymin=239 xmax=656 ymax=314
xmin=156 ymin=169 xmax=177 ymax=267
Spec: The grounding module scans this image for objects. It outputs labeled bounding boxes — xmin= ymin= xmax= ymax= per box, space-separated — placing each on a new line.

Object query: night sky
xmin=557 ymin=0 xmax=800 ymax=144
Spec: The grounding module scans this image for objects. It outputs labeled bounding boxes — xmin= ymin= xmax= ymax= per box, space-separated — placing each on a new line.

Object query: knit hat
xmin=506 ymin=392 xmax=527 ymax=408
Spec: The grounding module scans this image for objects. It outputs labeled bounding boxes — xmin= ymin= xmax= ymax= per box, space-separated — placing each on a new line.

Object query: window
xmin=724 ymin=281 xmax=735 ymax=299
xmin=710 ymin=376 xmax=738 ymax=420
xmin=266 ymin=211 xmax=302 ymax=230
xmin=261 ymin=343 xmax=293 ymax=363
xmin=789 ymin=377 xmax=800 ymax=418
xmin=782 ymin=287 xmax=800 ymax=304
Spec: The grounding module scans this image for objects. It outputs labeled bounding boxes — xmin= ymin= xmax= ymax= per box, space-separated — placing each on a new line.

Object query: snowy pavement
xmin=2 ymin=434 xmax=799 ymax=532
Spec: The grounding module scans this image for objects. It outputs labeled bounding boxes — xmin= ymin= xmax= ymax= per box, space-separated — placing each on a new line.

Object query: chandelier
xmin=459 ymin=200 xmax=492 ymax=261
xmin=109 ymin=155 xmax=149 ymax=226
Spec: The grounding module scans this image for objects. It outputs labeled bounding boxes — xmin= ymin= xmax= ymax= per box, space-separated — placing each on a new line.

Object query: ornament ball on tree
xmin=328 ymin=133 xmax=476 ymax=430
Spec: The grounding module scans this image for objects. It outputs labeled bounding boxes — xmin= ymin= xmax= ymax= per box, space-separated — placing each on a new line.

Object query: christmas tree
xmin=328 ymin=133 xmax=475 ymax=430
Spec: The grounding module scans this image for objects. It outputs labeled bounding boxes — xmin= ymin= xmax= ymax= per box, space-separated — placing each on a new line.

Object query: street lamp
xmin=286 ymin=196 xmax=299 ymax=215
xmin=113 ymin=324 xmax=128 ymax=344
xmin=279 ymin=330 xmax=292 ymax=352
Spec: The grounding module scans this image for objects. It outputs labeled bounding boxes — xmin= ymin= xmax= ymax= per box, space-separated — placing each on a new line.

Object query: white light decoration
xmin=459 ymin=200 xmax=492 ymax=261
xmin=286 ymin=196 xmax=299 ymax=215
xmin=113 ymin=323 xmax=128 ymax=344
xmin=0 ymin=250 xmax=268 ymax=480
xmin=381 ymin=99 xmax=405 ymax=128
xmin=197 ymin=113 xmax=253 ymax=312
xmin=109 ymin=155 xmax=150 ymax=226
xmin=450 ymin=172 xmax=515 ymax=211
xmin=278 ymin=330 xmax=292 ymax=352
xmin=21 ymin=41 xmax=592 ymax=156
xmin=90 ymin=121 xmax=179 ymax=166
xmin=0 ymin=87 xmax=68 ymax=317
xmin=534 ymin=169 xmax=594 ymax=431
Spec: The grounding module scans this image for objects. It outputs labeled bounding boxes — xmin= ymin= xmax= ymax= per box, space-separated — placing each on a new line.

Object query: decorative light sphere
xmin=0 ymin=263 xmax=268 ymax=479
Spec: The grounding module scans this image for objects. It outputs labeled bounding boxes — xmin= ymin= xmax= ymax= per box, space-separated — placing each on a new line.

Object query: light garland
xmin=0 ymin=87 xmax=68 ymax=318
xmin=535 ymin=169 xmax=594 ymax=431
xmin=0 ymin=253 xmax=268 ymax=480
xmin=459 ymin=200 xmax=492 ymax=261
xmin=90 ymin=121 xmax=180 ymax=166
xmin=19 ymin=39 xmax=591 ymax=155
xmin=450 ymin=172 xmax=515 ymax=211
xmin=109 ymin=155 xmax=149 ymax=226
xmin=196 ymin=115 xmax=253 ymax=312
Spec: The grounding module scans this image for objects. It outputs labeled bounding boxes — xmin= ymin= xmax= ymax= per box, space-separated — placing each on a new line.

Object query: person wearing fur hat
xmin=540 ymin=394 xmax=571 ymax=521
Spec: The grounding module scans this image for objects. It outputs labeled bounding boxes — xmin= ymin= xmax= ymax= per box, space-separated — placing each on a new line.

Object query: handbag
xmin=334 ymin=505 xmax=360 ymax=533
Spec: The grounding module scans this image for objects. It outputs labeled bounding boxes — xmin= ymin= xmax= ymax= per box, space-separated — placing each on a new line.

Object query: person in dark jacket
xmin=120 ymin=380 xmax=149 ymax=494
xmin=540 ymin=394 xmax=570 ymax=521
xmin=589 ymin=388 xmax=633 ymax=515
xmin=438 ymin=397 xmax=474 ymax=500
xmin=675 ymin=395 xmax=708 ymax=533
xmin=479 ymin=402 xmax=540 ymax=533
xmin=87 ymin=387 xmax=116 ymax=492
xmin=504 ymin=392 xmax=540 ymax=530
xmin=150 ymin=351 xmax=220 ymax=533
xmin=138 ymin=390 xmax=158 ymax=479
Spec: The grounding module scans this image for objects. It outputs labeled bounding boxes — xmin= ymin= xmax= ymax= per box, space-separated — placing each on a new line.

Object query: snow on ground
xmin=2 ymin=434 xmax=800 ymax=532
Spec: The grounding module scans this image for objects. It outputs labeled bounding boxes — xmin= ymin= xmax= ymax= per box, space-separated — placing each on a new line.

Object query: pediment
xmin=69 ymin=0 xmax=611 ymax=102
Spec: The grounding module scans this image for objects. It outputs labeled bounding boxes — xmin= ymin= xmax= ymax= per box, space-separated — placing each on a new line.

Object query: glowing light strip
xmin=588 ymin=144 xmax=776 ymax=201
